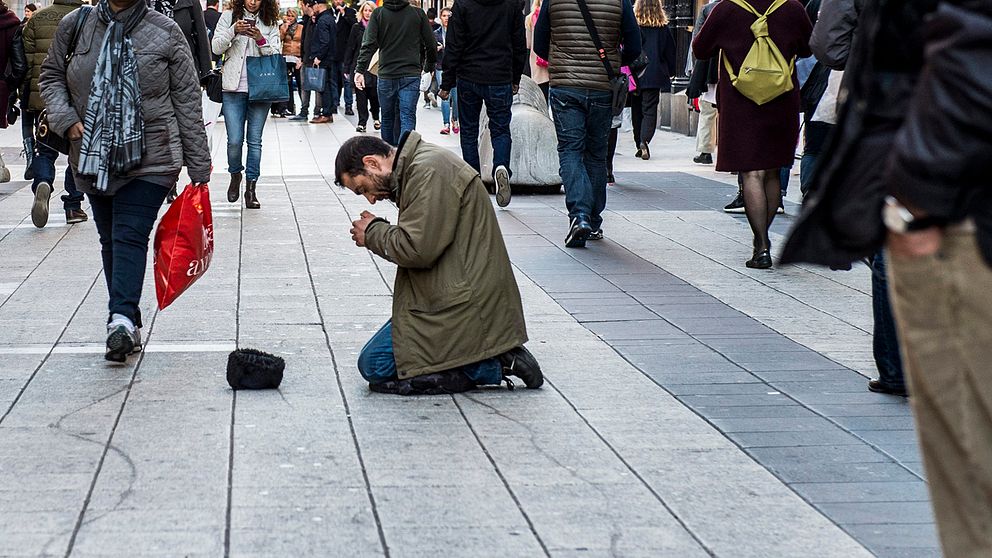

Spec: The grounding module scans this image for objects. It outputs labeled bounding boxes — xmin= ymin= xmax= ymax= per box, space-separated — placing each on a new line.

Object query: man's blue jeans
xmin=377 ymin=76 xmax=420 ymax=146
xmin=436 ymin=70 xmax=457 ymax=126
xmin=457 ymin=79 xmax=513 ymax=176
xmin=550 ymin=87 xmax=612 ymax=231
xmin=88 ymin=179 xmax=169 ymax=328
xmin=31 ymin=141 xmax=83 ymax=211
xmin=358 ymin=321 xmax=503 ymax=385
xmin=222 ymin=92 xmax=271 ymax=180
xmin=871 ymin=251 xmax=906 ymax=389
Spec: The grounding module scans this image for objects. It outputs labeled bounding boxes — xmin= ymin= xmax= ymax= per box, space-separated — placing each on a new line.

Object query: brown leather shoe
xmin=310 ymin=115 xmax=331 ymax=124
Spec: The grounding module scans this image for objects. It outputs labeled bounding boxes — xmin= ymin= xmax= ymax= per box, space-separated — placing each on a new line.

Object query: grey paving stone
xmin=689 ymin=404 xmax=816 ymax=419
xmin=841 ymin=523 xmax=941 ymax=550
xmin=762 ymin=460 xmax=920 ymax=484
xmin=811 ymin=403 xmax=915 ymax=417
xmin=584 ymin=319 xmax=688 ymax=341
xmin=647 ymin=372 xmax=763 ymax=385
xmin=709 ymin=416 xmax=842 ymax=433
xmin=819 ymin=501 xmax=935 ymax=525
xmin=726 ymin=429 xmax=864 ymax=448
xmin=678 ymin=393 xmax=795 ymax=407
xmin=832 ymin=416 xmax=919 ymax=431
xmin=854 ymin=430 xmax=922 ymax=447
xmin=747 ymin=445 xmax=892 ymax=465
xmin=790 ymin=481 xmax=932 ymax=504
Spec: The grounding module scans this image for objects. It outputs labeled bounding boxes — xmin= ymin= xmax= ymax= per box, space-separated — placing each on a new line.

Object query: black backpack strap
xmin=575 ymin=0 xmax=616 ymax=79
xmin=66 ymin=6 xmax=93 ymax=62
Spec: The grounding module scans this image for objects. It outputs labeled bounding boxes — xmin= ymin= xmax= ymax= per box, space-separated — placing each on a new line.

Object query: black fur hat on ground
xmin=226 ymin=348 xmax=285 ymax=390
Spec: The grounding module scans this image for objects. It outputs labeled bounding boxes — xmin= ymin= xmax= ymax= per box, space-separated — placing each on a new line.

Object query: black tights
xmin=741 ymin=169 xmax=780 ymax=253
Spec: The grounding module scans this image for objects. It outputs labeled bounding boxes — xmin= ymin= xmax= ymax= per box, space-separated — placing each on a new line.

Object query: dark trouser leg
xmin=582 ymin=94 xmax=612 ymax=232
xmin=378 ymin=78 xmax=398 ymax=145
xmin=358 ymin=320 xmax=399 ymax=383
xmin=630 ymin=93 xmax=643 ymax=147
xmin=871 ymin=250 xmax=905 ymax=388
xmin=88 ymin=179 xmax=169 ymax=325
xmin=222 ymin=92 xmax=248 ymax=175
xmin=456 ymin=79 xmax=484 ymax=173
xmin=31 ymin=142 xmax=57 ymax=192
xmin=638 ymin=89 xmax=660 ymax=145
xmin=484 ymin=83 xmax=514 ymax=175
xmin=368 ymin=75 xmax=380 ymax=121
xmin=552 ymin=87 xmax=593 ymax=222
xmin=356 ymin=85 xmax=369 ymax=126
xmin=299 ymin=88 xmax=311 ymax=117
xmin=396 ymin=76 xmax=420 ymax=141
xmin=60 ymin=166 xmax=82 ymax=211
xmin=607 ymin=127 xmax=618 ymax=177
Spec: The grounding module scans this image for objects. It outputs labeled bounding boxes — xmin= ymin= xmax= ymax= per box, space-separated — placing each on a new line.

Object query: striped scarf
xmin=78 ymin=0 xmax=147 ymax=193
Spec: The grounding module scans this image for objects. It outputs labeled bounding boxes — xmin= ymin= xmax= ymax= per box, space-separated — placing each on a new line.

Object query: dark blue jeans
xmin=358 ymin=321 xmax=503 ymax=385
xmin=331 ymin=60 xmax=353 ymax=108
xmin=550 ymin=87 xmax=612 ymax=231
xmin=872 ymin=251 xmax=905 ymax=388
xmin=456 ymin=79 xmax=513 ymax=176
xmin=377 ymin=76 xmax=420 ymax=146
xmin=88 ymin=179 xmax=169 ymax=327
xmin=222 ymin=92 xmax=271 ymax=180
xmin=31 ymin=128 xmax=83 ymax=211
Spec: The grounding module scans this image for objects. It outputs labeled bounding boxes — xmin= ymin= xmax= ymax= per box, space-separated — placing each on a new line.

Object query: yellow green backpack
xmin=723 ymin=0 xmax=795 ymax=105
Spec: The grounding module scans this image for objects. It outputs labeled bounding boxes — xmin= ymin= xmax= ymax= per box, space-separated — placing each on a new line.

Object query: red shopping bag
xmin=153 ymin=183 xmax=214 ymax=310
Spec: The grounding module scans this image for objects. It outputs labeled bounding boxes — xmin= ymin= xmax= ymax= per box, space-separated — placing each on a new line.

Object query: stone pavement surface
xmin=0 ymin=107 xmax=938 ymax=557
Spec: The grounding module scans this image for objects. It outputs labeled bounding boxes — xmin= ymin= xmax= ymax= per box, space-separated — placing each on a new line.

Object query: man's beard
xmin=370 ymin=173 xmax=395 ymax=202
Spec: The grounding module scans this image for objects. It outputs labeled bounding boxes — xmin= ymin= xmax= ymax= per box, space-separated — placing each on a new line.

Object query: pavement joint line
xmin=0 ymin=272 xmax=101 ymax=426
xmin=224 ymin=171 xmax=246 ymax=558
xmin=504 ymin=208 xmax=918 ymax=555
xmin=0 ymin=343 xmax=238 ymax=355
xmin=0 ymin=218 xmax=77 ymax=311
xmin=62 ymin=307 xmax=161 ymax=557
xmin=284 ymin=173 xmax=391 ymax=557
xmin=451 ymin=396 xmax=552 ymax=557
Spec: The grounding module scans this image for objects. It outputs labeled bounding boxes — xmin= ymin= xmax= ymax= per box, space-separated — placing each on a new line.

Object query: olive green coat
xmin=22 ymin=0 xmax=83 ymax=112
xmin=364 ymin=132 xmax=527 ymax=379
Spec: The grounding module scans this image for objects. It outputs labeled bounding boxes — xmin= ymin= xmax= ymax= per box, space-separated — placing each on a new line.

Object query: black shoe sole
xmin=868 ymin=381 xmax=907 ymax=397
xmin=502 ymin=346 xmax=544 ymax=389
xmin=106 ymin=328 xmax=135 ymax=363
xmin=565 ymin=225 xmax=591 ymax=248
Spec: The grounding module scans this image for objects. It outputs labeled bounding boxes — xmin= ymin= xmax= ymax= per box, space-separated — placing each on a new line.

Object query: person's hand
xmin=295 ymin=60 xmax=303 ymax=70
xmin=438 ymin=89 xmax=449 ymax=101
xmin=887 ymin=227 xmax=943 ymax=260
xmin=248 ymin=25 xmax=263 ymax=41
xmin=354 ymin=72 xmax=365 ymax=90
xmin=351 ymin=210 xmax=377 ymax=247
xmin=66 ymin=122 xmax=84 ymax=141
xmin=343 ymin=73 xmax=350 ymax=81
xmin=512 ymin=84 xmax=519 ymax=95
xmin=313 ymin=58 xmax=321 ymax=67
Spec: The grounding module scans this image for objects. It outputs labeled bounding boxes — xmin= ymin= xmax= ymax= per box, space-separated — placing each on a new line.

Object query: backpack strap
xmin=726 ymin=0 xmax=788 ymax=18
xmin=66 ymin=6 xmax=93 ymax=63
xmin=575 ymin=0 xmax=616 ymax=79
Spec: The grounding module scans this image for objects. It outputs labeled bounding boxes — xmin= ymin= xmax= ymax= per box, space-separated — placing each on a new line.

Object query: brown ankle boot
xmin=244 ymin=180 xmax=260 ymax=209
xmin=228 ymin=173 xmax=242 ymax=203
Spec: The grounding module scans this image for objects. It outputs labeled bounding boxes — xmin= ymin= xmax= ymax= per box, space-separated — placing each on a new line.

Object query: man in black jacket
xmin=203 ymin=0 xmax=221 ymax=35
xmin=439 ymin=0 xmax=527 ymax=208
xmin=309 ymin=0 xmax=336 ymax=123
xmin=331 ymin=0 xmax=356 ymax=116
xmin=292 ymin=1 xmax=318 ymax=121
xmin=883 ymin=4 xmax=992 ymax=556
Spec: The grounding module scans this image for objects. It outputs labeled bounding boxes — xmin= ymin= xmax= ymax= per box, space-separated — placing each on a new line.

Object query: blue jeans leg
xmin=551 ymin=87 xmax=611 ymax=230
xmin=485 ymin=84 xmax=514 ymax=174
xmin=378 ymin=78 xmax=400 ymax=145
xmin=87 ymin=179 xmax=169 ymax=325
xmin=456 ymin=79 xmax=484 ymax=173
xmin=800 ymin=153 xmax=817 ymax=196
xmin=872 ymin=251 xmax=905 ymax=388
xmin=223 ymin=92 xmax=248 ymax=175
xmin=358 ymin=321 xmax=504 ymax=386
xmin=245 ymin=100 xmax=270 ymax=180
xmin=396 ymin=76 xmax=420 ymax=142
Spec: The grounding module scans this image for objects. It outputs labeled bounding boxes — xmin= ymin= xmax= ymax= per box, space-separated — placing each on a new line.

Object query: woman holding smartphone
xmin=211 ymin=0 xmax=281 ymax=209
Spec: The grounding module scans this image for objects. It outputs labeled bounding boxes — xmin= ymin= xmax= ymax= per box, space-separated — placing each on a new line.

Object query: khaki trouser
xmin=888 ymin=229 xmax=992 ymax=558
xmin=695 ymin=100 xmax=718 ymax=154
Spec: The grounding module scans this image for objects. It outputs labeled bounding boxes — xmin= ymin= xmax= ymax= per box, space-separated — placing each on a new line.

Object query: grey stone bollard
xmin=658 ymin=92 xmax=672 ymax=128
xmin=670 ymin=90 xmax=699 ymax=136
xmin=479 ymin=76 xmax=562 ymax=194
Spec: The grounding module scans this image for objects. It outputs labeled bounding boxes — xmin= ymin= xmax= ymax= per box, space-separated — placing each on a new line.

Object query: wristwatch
xmin=882 ymin=196 xmax=945 ymax=234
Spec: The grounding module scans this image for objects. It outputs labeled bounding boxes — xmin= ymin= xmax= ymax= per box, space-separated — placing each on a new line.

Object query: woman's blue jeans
xmin=222 ymin=92 xmax=271 ymax=180
xmin=88 ymin=179 xmax=169 ymax=327
xmin=358 ymin=321 xmax=503 ymax=385
xmin=436 ymin=70 xmax=457 ymax=126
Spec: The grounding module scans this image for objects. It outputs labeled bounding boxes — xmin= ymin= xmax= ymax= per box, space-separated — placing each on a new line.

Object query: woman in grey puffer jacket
xmin=39 ymin=0 xmax=211 ymax=362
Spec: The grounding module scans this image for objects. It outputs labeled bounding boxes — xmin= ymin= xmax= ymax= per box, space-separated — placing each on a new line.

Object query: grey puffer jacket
xmin=39 ymin=4 xmax=211 ymax=194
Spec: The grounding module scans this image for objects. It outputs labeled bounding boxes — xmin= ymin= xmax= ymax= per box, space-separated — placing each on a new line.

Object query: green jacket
xmin=23 ymin=0 xmax=83 ymax=112
xmin=354 ymin=0 xmax=436 ymax=79
xmin=364 ymin=132 xmax=527 ymax=379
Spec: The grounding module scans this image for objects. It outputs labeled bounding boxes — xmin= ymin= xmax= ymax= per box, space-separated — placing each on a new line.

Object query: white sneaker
xmin=494 ymin=165 xmax=511 ymax=208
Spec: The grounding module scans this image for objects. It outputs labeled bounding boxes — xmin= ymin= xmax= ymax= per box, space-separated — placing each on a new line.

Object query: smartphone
xmin=242 ymin=19 xmax=256 ymax=27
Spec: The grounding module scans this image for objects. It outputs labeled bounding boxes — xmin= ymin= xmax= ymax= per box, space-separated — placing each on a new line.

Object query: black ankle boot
xmin=228 ymin=173 xmax=242 ymax=203
xmin=244 ymin=180 xmax=260 ymax=209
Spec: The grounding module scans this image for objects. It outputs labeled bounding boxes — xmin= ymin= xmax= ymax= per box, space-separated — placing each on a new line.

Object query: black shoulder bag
xmin=575 ymin=0 xmax=628 ymax=117
xmin=36 ymin=6 xmax=92 ymax=155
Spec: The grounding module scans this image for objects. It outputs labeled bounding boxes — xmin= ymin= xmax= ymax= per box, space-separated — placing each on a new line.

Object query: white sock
xmin=108 ymin=313 xmax=135 ymax=332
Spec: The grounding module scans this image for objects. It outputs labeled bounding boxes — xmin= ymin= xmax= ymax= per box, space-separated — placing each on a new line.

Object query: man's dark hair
xmin=335 ymin=136 xmax=393 ymax=186
xmin=25 ymin=3 xmax=37 ymax=12
xmin=206 ymin=0 xmax=219 ymax=7
xmin=426 ymin=7 xmax=437 ymax=18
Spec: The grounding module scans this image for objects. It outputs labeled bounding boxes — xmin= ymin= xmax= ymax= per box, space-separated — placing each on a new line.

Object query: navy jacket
xmin=637 ymin=25 xmax=676 ymax=91
xmin=311 ymin=9 xmax=336 ymax=67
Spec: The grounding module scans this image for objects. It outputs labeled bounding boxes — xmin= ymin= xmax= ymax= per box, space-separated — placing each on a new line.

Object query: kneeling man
xmin=335 ymin=132 xmax=543 ymax=395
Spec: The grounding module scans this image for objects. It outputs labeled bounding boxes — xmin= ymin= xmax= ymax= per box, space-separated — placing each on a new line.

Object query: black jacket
xmin=781 ymin=0 xmax=940 ymax=268
xmin=334 ymin=6 xmax=356 ymax=63
xmin=302 ymin=14 xmax=315 ymax=62
xmin=203 ymin=6 xmax=221 ymax=35
xmin=886 ymin=1 xmax=992 ymax=265
xmin=636 ymin=25 xmax=676 ymax=91
xmin=440 ymin=0 xmax=527 ymax=90
xmin=355 ymin=0 xmax=436 ymax=80
xmin=311 ymin=9 xmax=336 ymax=67
xmin=172 ymin=0 xmax=212 ymax=79
xmin=343 ymin=20 xmax=366 ymax=75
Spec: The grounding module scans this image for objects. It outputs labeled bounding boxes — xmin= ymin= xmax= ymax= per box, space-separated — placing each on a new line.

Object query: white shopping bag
xmin=201 ymin=92 xmax=223 ymax=154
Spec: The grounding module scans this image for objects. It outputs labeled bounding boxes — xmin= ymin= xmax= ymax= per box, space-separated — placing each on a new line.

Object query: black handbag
xmin=203 ymin=69 xmax=223 ymax=103
xmin=575 ymin=0 xmax=628 ymax=117
xmin=36 ymin=6 xmax=91 ymax=154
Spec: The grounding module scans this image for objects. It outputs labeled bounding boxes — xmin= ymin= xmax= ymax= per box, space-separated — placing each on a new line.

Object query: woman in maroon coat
xmin=692 ymin=0 xmax=812 ymax=269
